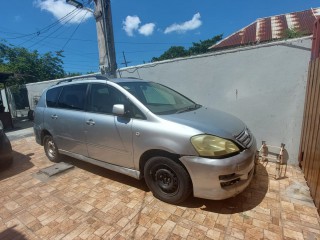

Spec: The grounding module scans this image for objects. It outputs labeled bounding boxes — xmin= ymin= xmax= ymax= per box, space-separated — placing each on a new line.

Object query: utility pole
xmin=66 ymin=0 xmax=117 ymax=77
xmin=94 ymin=0 xmax=117 ymax=77
xmin=121 ymin=51 xmax=131 ymax=67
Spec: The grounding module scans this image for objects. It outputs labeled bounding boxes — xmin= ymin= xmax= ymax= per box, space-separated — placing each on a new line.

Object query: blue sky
xmin=0 ymin=0 xmax=319 ymax=74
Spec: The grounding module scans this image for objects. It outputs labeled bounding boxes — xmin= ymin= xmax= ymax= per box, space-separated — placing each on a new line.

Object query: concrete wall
xmin=118 ymin=37 xmax=312 ymax=164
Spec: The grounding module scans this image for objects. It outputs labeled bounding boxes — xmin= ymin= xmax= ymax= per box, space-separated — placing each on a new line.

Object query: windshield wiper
xmin=176 ymin=104 xmax=201 ymax=114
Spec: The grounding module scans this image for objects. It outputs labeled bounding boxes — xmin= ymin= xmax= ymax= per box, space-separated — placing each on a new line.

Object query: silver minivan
xmin=34 ymin=75 xmax=257 ymax=204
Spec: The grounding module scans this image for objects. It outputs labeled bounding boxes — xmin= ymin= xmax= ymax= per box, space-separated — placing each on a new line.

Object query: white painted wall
xmin=118 ymin=37 xmax=312 ymax=164
xmin=1 ymin=88 xmax=16 ymax=117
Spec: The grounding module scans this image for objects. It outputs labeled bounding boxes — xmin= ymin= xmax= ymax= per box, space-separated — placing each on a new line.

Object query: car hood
xmin=160 ymin=106 xmax=245 ymax=140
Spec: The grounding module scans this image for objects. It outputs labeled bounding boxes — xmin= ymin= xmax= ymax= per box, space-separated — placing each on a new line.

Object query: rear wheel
xmin=144 ymin=156 xmax=192 ymax=204
xmin=43 ymin=135 xmax=60 ymax=162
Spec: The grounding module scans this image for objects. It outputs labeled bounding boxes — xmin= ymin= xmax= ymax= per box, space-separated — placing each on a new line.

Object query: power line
xmin=116 ymin=41 xmax=191 ymax=45
xmin=1 ymin=29 xmax=193 ymax=47
xmin=15 ymin=11 xmax=82 ymax=47
xmin=28 ymin=9 xmax=83 ymax=49
xmin=6 ymin=8 xmax=80 ymax=41
xmin=61 ymin=11 xmax=89 ymax=50
xmin=63 ymin=62 xmax=98 ymax=67
xmin=121 ymin=51 xmax=130 ymax=67
xmin=124 ymin=49 xmax=169 ymax=54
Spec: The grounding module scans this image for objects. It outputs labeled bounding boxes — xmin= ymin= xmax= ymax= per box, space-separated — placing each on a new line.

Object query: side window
xmin=46 ymin=87 xmax=62 ymax=108
xmin=57 ymin=84 xmax=87 ymax=111
xmin=89 ymin=84 xmax=145 ymax=119
xmin=88 ymin=84 xmax=113 ymax=114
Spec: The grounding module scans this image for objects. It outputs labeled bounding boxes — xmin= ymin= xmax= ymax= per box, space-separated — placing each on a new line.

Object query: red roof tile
xmin=209 ymin=8 xmax=320 ymax=50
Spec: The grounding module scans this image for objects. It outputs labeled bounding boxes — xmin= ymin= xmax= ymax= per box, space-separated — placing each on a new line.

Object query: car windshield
xmin=118 ymin=81 xmax=201 ymax=115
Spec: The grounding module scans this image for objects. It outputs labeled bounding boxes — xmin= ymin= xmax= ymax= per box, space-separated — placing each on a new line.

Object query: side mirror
xmin=112 ymin=104 xmax=125 ymax=116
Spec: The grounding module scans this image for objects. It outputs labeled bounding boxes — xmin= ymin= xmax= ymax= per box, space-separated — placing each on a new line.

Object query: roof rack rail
xmin=125 ymin=77 xmax=142 ymax=80
xmin=56 ymin=74 xmax=109 ymax=85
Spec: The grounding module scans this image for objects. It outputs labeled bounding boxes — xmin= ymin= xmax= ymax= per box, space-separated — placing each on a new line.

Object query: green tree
xmin=151 ymin=35 xmax=223 ymax=62
xmin=188 ymin=34 xmax=222 ymax=55
xmin=0 ymin=42 xmax=65 ymax=86
xmin=151 ymin=46 xmax=189 ymax=62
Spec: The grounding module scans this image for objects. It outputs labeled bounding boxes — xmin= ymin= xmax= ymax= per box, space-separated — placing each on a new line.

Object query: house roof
xmin=209 ymin=8 xmax=320 ymax=50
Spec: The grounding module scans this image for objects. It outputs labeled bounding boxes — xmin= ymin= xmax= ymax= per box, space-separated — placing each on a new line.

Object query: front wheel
xmin=144 ymin=156 xmax=192 ymax=204
xmin=43 ymin=135 xmax=60 ymax=162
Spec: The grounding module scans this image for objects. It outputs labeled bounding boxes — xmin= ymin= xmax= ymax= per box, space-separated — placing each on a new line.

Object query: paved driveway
xmin=0 ymin=136 xmax=319 ymax=239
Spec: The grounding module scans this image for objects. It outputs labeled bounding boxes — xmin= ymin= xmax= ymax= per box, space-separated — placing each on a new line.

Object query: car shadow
xmin=60 ymin=155 xmax=269 ymax=213
xmin=180 ymin=162 xmax=269 ymax=213
xmin=0 ymin=226 xmax=28 ymax=240
xmin=0 ymin=151 xmax=34 ymax=181
xmin=60 ymin=155 xmax=149 ymax=192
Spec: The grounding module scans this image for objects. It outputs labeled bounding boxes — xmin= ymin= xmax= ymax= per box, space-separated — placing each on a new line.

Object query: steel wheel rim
xmin=47 ymin=139 xmax=56 ymax=159
xmin=153 ymin=166 xmax=179 ymax=194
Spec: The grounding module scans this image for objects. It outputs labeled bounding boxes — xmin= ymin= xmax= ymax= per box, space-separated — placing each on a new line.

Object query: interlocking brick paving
xmin=0 ymin=136 xmax=319 ymax=239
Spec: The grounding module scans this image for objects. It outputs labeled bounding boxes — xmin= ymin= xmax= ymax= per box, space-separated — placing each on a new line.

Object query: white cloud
xmin=34 ymin=0 xmax=92 ymax=24
xmin=164 ymin=13 xmax=202 ymax=34
xmin=138 ymin=23 xmax=155 ymax=36
xmin=123 ymin=16 xmax=156 ymax=37
xmin=123 ymin=15 xmax=141 ymax=36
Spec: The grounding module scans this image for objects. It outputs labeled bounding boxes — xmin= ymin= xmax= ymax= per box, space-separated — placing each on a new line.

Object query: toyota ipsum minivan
xmin=34 ymin=75 xmax=257 ymax=204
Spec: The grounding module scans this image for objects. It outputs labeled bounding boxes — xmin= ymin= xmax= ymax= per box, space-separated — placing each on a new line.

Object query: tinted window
xmin=46 ymin=87 xmax=62 ymax=108
xmin=57 ymin=84 xmax=87 ymax=111
xmin=88 ymin=84 xmax=113 ymax=114
xmin=89 ymin=84 xmax=145 ymax=119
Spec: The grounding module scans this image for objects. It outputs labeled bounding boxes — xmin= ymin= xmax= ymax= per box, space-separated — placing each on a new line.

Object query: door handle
xmin=51 ymin=114 xmax=58 ymax=119
xmin=86 ymin=119 xmax=95 ymax=126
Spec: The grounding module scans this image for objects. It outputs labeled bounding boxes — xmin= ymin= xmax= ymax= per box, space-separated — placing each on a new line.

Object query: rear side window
xmin=57 ymin=84 xmax=87 ymax=111
xmin=46 ymin=87 xmax=62 ymax=108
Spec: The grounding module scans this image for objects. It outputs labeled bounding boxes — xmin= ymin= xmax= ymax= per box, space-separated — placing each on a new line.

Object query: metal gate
xmin=299 ymin=17 xmax=320 ymax=210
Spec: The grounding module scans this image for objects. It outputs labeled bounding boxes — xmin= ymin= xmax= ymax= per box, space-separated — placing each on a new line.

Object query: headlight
xmin=0 ymin=120 xmax=3 ymax=131
xmin=191 ymin=135 xmax=240 ymax=157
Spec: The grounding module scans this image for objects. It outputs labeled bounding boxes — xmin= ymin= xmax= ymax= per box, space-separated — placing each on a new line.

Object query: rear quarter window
xmin=46 ymin=87 xmax=62 ymax=108
xmin=57 ymin=84 xmax=87 ymax=111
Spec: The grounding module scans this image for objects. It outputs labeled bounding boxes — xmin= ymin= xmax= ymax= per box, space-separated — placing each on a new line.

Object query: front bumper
xmin=180 ymin=138 xmax=257 ymax=200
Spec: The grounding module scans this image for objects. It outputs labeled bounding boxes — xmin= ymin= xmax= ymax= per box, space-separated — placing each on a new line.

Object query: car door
xmin=43 ymin=86 xmax=63 ymax=143
xmin=50 ymin=83 xmax=88 ymax=156
xmin=85 ymin=83 xmax=134 ymax=168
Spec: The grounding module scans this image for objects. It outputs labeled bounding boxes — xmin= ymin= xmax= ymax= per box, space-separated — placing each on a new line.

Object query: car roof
xmin=54 ymin=75 xmax=149 ymax=86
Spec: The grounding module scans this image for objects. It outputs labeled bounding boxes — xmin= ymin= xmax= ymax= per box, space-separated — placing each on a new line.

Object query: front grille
xmin=219 ymin=173 xmax=240 ymax=188
xmin=220 ymin=178 xmax=240 ymax=188
xmin=235 ymin=127 xmax=252 ymax=148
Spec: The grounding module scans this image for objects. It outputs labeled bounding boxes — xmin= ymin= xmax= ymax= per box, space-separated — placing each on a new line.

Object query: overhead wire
xmin=7 ymin=8 xmax=79 ymax=41
xmin=28 ymin=8 xmax=84 ymax=49
xmin=0 ymin=0 xmax=196 ymax=72
xmin=1 ymin=29 xmax=193 ymax=47
xmin=61 ymin=11 xmax=90 ymax=50
xmin=14 ymin=9 xmax=83 ymax=47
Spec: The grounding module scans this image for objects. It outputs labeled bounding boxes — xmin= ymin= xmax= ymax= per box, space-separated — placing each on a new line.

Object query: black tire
xmin=27 ymin=110 xmax=34 ymax=121
xmin=43 ymin=135 xmax=60 ymax=162
xmin=144 ymin=156 xmax=192 ymax=204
